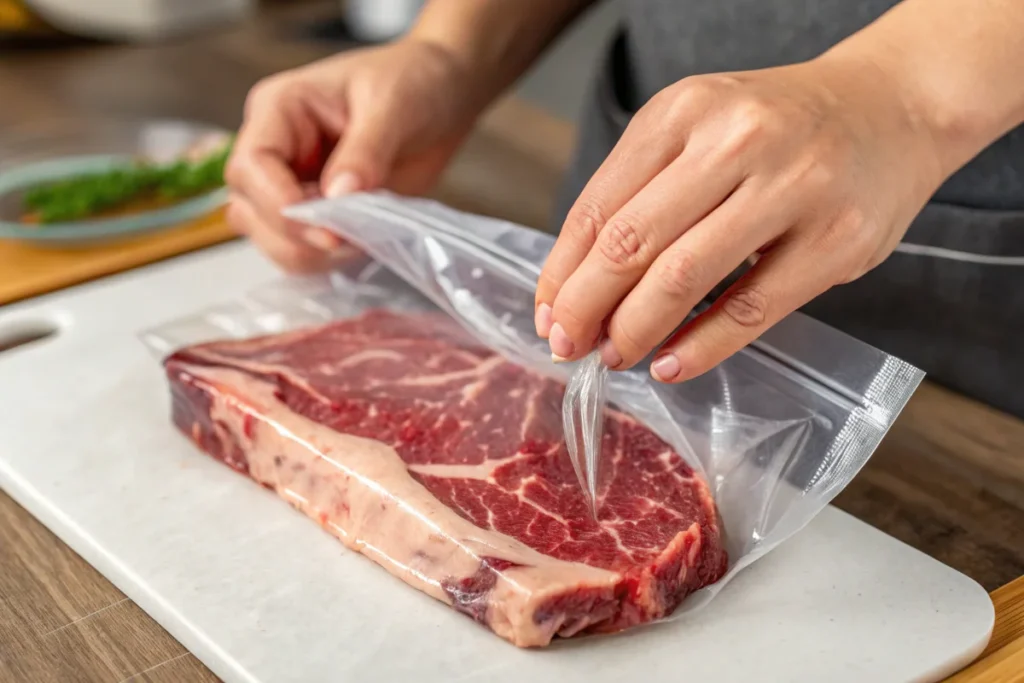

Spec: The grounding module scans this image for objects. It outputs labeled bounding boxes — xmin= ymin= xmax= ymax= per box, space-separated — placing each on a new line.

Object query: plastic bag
xmin=143 ymin=191 xmax=923 ymax=647
xmin=562 ymin=349 xmax=609 ymax=517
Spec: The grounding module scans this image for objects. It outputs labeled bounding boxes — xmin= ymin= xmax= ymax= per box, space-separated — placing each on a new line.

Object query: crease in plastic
xmin=562 ymin=350 xmax=608 ymax=517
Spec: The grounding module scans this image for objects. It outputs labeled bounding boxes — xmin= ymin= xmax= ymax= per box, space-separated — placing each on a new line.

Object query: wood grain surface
xmin=836 ymin=381 xmax=1024 ymax=592
xmin=947 ymin=577 xmax=1024 ymax=682
xmin=0 ymin=491 xmax=218 ymax=682
xmin=0 ymin=210 xmax=235 ymax=307
xmin=0 ymin=1 xmax=1021 ymax=681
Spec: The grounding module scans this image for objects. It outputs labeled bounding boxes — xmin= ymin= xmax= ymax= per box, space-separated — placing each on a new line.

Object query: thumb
xmin=321 ymin=109 xmax=402 ymax=198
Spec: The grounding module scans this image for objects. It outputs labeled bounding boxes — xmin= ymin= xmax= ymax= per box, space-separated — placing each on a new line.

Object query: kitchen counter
xmin=0 ymin=1 xmax=1021 ymax=680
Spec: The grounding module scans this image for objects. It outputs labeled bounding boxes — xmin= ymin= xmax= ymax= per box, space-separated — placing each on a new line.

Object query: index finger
xmin=534 ymin=113 xmax=687 ymax=337
xmin=229 ymin=92 xmax=341 ymax=244
xmin=228 ymin=98 xmax=307 ymax=217
xmin=227 ymin=147 xmax=305 ymax=222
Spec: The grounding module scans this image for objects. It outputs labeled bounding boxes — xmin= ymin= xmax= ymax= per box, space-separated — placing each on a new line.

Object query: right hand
xmin=226 ymin=38 xmax=483 ymax=272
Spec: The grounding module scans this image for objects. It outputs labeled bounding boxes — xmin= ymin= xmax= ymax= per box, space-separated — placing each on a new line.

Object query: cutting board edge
xmin=0 ymin=448 xmax=998 ymax=683
xmin=0 ymin=244 xmax=1003 ymax=682
xmin=0 ymin=455 xmax=258 ymax=683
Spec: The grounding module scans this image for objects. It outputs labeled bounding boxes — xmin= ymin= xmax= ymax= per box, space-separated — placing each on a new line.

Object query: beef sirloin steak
xmin=164 ymin=309 xmax=727 ymax=647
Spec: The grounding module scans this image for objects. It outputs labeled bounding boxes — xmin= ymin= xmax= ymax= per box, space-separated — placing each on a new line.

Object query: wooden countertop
xmin=0 ymin=2 xmax=1022 ymax=680
xmin=0 ymin=210 xmax=235 ymax=307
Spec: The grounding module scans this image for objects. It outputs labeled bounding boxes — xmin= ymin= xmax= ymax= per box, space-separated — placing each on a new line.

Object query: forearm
xmin=827 ymin=0 xmax=1024 ymax=179
xmin=410 ymin=0 xmax=594 ymax=106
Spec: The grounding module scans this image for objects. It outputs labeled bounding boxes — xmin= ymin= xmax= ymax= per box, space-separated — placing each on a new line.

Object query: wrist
xmin=400 ymin=32 xmax=496 ymax=113
xmin=408 ymin=0 xmax=589 ymax=107
xmin=407 ymin=17 xmax=529 ymax=108
xmin=811 ymin=45 xmax=962 ymax=194
xmin=809 ymin=47 xmax=950 ymax=198
xmin=821 ymin=0 xmax=1024 ymax=183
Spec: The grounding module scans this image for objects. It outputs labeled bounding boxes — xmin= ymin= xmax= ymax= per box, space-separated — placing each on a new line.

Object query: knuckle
xmin=244 ymin=76 xmax=279 ymax=115
xmin=223 ymin=154 xmax=247 ymax=189
xmin=225 ymin=200 xmax=247 ymax=235
xmin=597 ymin=215 xmax=651 ymax=272
xmin=824 ymin=207 xmax=879 ymax=280
xmin=792 ymin=135 xmax=850 ymax=189
xmin=654 ymin=248 xmax=704 ymax=299
xmin=839 ymin=205 xmax=870 ymax=234
xmin=607 ymin=317 xmax=649 ymax=360
xmin=660 ymin=78 xmax=711 ymax=125
xmin=722 ymin=284 xmax=770 ymax=328
xmin=823 ymin=206 xmax=871 ymax=251
xmin=675 ymin=75 xmax=719 ymax=104
xmin=721 ymin=98 xmax=777 ymax=156
xmin=644 ymin=87 xmax=676 ymax=115
xmin=782 ymin=150 xmax=834 ymax=192
xmin=565 ymin=197 xmax=608 ymax=247
xmin=245 ymin=71 xmax=304 ymax=118
xmin=628 ymin=97 xmax=657 ymax=127
xmin=800 ymin=156 xmax=838 ymax=190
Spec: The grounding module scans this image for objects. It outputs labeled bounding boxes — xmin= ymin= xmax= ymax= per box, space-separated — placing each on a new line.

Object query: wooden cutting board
xmin=0 ymin=208 xmax=235 ymax=307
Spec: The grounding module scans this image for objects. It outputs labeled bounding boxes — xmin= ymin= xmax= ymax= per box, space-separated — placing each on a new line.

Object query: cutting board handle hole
xmin=0 ymin=318 xmax=60 ymax=355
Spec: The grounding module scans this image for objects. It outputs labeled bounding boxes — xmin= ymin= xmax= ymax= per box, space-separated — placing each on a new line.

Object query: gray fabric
xmin=555 ymin=2 xmax=1024 ymax=417
xmin=622 ymin=0 xmax=1024 ymax=209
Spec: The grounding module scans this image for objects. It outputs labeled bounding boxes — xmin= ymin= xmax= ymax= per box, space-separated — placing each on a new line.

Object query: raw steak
xmin=164 ymin=309 xmax=727 ymax=647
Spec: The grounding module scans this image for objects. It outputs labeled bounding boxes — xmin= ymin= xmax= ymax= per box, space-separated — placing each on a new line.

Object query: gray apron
xmin=555 ymin=0 xmax=1024 ymax=417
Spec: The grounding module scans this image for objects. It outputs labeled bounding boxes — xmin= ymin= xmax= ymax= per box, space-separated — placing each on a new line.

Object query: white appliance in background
xmin=342 ymin=0 xmax=423 ymax=42
xmin=24 ymin=0 xmax=253 ymax=41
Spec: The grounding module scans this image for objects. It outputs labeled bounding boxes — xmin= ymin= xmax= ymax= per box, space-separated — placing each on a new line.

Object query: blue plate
xmin=0 ymin=118 xmax=231 ymax=247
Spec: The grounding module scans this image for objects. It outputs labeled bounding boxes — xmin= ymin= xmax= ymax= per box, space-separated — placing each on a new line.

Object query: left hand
xmin=535 ymin=53 xmax=946 ymax=382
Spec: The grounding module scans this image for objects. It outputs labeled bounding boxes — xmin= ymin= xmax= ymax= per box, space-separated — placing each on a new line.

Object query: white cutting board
xmin=0 ymin=242 xmax=993 ymax=683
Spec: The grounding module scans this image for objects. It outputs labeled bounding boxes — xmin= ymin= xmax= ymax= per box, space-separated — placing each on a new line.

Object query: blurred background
xmin=0 ymin=0 xmax=620 ymax=124
xmin=0 ymin=0 xmax=624 ymax=256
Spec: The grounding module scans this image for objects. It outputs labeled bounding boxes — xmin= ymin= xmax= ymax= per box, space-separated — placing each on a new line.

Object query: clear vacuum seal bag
xmin=143 ymin=192 xmax=923 ymax=647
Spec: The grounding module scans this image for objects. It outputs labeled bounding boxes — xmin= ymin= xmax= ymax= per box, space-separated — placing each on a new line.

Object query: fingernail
xmin=548 ymin=323 xmax=575 ymax=359
xmin=535 ymin=303 xmax=553 ymax=338
xmin=599 ymin=340 xmax=622 ymax=369
xmin=302 ymin=227 xmax=343 ymax=251
xmin=651 ymin=354 xmax=681 ymax=382
xmin=326 ymin=171 xmax=360 ymax=199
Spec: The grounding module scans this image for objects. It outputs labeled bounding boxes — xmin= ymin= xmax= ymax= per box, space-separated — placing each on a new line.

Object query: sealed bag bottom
xmin=164 ymin=307 xmax=728 ymax=647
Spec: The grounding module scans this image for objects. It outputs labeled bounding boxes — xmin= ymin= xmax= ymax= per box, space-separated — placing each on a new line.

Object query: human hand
xmin=225 ymin=38 xmax=483 ymax=272
xmin=535 ymin=54 xmax=946 ymax=382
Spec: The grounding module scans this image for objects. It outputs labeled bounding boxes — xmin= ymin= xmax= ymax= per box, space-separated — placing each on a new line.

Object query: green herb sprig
xmin=22 ymin=138 xmax=233 ymax=224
